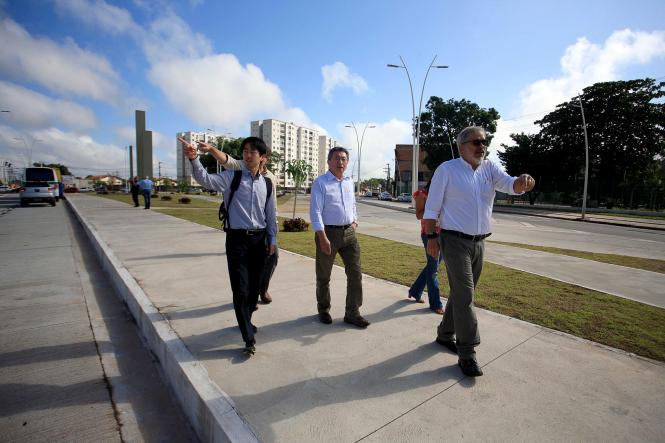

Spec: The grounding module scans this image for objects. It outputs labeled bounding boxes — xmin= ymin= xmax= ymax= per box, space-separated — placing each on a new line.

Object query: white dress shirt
xmin=310 ymin=170 xmax=357 ymax=232
xmin=424 ymin=157 xmax=520 ymax=236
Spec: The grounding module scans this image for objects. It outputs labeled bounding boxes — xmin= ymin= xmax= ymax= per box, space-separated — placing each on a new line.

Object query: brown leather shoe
xmin=319 ymin=312 xmax=333 ymax=324
xmin=260 ymin=292 xmax=272 ymax=304
xmin=343 ymin=315 xmax=370 ymax=328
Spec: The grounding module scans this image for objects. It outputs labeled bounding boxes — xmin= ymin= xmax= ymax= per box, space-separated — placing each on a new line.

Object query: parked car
xmin=397 ymin=193 xmax=412 ymax=202
xmin=79 ymin=187 xmax=92 ymax=192
xmin=19 ymin=181 xmax=56 ymax=206
xmin=0 ymin=185 xmax=9 ymax=193
xmin=64 ymin=186 xmax=80 ymax=193
xmin=378 ymin=192 xmax=393 ymax=201
xmin=364 ymin=191 xmax=373 ymax=197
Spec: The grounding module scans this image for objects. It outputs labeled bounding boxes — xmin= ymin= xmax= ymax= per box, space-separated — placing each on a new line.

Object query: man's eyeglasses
xmin=462 ymin=139 xmax=489 ymax=147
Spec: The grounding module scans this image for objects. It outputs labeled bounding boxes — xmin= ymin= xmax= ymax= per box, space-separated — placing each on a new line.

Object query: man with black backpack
xmin=180 ymin=136 xmax=277 ymax=356
xmin=195 ymin=141 xmax=279 ymax=306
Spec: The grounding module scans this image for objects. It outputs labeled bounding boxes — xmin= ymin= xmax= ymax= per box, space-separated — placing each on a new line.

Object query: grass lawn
xmin=488 ymin=241 xmax=665 ymax=275
xmin=91 ymin=193 xmax=665 ymax=362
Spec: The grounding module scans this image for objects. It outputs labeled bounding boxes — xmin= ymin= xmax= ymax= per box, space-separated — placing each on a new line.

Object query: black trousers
xmin=131 ymin=191 xmax=140 ymax=207
xmin=226 ymin=230 xmax=267 ymax=346
xmin=258 ymin=247 xmax=278 ymax=296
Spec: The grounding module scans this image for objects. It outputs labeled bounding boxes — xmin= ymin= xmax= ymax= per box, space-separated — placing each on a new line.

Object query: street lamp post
xmin=345 ymin=122 xmax=375 ymax=195
xmin=388 ymin=55 xmax=448 ymax=197
xmin=572 ymin=95 xmax=590 ymax=220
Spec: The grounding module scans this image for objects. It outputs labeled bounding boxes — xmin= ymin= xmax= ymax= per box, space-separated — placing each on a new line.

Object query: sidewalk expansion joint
xmin=355 ymin=329 xmax=543 ymax=442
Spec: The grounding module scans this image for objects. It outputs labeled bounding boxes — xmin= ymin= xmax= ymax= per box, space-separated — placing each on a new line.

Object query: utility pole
xmin=384 ymin=163 xmax=391 ymax=194
xmin=572 ymin=95 xmax=590 ymax=220
xmin=158 ymin=161 xmax=163 ymax=192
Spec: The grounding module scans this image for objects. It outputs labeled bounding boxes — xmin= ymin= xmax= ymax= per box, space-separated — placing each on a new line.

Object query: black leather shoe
xmin=436 ymin=338 xmax=458 ymax=354
xmin=243 ymin=344 xmax=256 ymax=356
xmin=319 ymin=312 xmax=333 ymax=324
xmin=458 ymin=358 xmax=483 ymax=377
xmin=343 ymin=315 xmax=370 ymax=328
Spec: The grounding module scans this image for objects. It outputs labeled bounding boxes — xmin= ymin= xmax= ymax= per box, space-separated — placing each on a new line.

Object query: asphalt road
xmin=0 ymin=194 xmax=197 ymax=442
xmin=354 ymin=198 xmax=665 ymax=260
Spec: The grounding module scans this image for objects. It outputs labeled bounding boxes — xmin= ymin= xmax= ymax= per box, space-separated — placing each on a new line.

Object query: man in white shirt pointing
xmin=424 ymin=126 xmax=535 ymax=377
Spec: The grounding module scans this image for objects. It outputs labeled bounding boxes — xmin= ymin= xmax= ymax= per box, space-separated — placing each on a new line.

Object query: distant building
xmin=318 ymin=135 xmax=337 ymax=176
xmin=251 ymin=119 xmax=325 ymax=189
xmin=176 ymin=131 xmax=231 ymax=187
xmin=394 ymin=144 xmax=432 ymax=195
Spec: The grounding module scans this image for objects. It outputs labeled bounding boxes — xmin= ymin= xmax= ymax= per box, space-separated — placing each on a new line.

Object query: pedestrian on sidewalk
xmin=408 ymin=179 xmax=444 ymax=314
xmin=310 ymin=147 xmax=369 ymax=328
xmin=195 ymin=141 xmax=278 ymax=306
xmin=130 ymin=176 xmax=140 ymax=207
xmin=424 ymin=126 xmax=535 ymax=377
xmin=138 ymin=176 xmax=153 ymax=209
xmin=181 ymin=136 xmax=277 ymax=356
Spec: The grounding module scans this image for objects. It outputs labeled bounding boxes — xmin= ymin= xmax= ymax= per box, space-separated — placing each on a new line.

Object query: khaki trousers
xmin=315 ymin=226 xmax=363 ymax=317
xmin=437 ymin=232 xmax=484 ymax=359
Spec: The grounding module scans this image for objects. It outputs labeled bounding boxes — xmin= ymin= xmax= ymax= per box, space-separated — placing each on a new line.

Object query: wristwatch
xmin=426 ymin=232 xmax=438 ymax=239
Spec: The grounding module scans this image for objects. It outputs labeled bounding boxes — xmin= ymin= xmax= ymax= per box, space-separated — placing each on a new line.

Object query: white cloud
xmin=321 ymin=61 xmax=369 ymax=101
xmin=0 ymin=124 xmax=127 ymax=175
xmin=142 ymin=10 xmax=212 ymax=64
xmin=490 ymin=29 xmax=665 ymax=163
xmin=0 ymin=18 xmax=122 ymax=103
xmin=0 ymin=80 xmax=97 ymax=131
xmin=54 ymin=0 xmax=140 ymax=35
xmin=148 ymin=54 xmax=288 ymax=132
xmin=338 ymin=119 xmax=412 ymax=179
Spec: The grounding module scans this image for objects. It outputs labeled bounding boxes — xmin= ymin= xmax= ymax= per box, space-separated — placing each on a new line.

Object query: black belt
xmin=442 ymin=229 xmax=491 ymax=242
xmin=325 ymin=224 xmax=352 ymax=230
xmin=226 ymin=228 xmax=266 ymax=236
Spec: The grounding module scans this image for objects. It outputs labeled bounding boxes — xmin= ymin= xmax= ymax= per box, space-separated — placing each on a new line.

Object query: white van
xmin=24 ymin=167 xmax=61 ymax=201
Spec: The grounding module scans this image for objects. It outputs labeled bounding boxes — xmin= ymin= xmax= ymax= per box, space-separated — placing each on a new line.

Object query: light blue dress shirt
xmin=189 ymin=158 xmax=277 ymax=245
xmin=138 ymin=178 xmax=153 ymax=191
xmin=310 ymin=170 xmax=357 ymax=232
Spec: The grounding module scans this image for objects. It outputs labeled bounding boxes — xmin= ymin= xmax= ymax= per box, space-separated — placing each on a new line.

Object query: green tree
xmin=532 ymin=78 xmax=665 ymax=207
xmin=419 ymin=97 xmax=500 ymax=171
xmin=283 ymin=159 xmax=313 ymax=219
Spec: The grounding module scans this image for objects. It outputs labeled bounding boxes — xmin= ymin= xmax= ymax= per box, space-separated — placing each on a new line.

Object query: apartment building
xmin=318 ymin=135 xmax=337 ymax=176
xmin=251 ymin=119 xmax=327 ymax=189
xmin=176 ymin=131 xmax=228 ymax=186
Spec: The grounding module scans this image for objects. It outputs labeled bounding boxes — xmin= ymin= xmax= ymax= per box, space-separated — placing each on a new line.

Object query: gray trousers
xmin=315 ymin=226 xmax=363 ymax=317
xmin=437 ymin=232 xmax=484 ymax=359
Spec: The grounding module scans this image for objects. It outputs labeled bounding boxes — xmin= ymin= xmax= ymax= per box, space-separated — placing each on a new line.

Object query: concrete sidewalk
xmin=68 ymin=194 xmax=665 ymax=442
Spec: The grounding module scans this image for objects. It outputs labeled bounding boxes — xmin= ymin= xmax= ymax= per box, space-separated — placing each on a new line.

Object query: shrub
xmin=282 ymin=217 xmax=309 ymax=232
xmin=178 ymin=197 xmax=191 ymax=204
xmin=160 ymin=195 xmax=172 ymax=201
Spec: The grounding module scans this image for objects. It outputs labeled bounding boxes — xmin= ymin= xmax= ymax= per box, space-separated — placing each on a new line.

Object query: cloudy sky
xmin=0 ymin=0 xmax=664 ymax=179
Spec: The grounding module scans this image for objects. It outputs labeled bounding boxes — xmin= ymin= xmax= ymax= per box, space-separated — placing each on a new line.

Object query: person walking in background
xmin=138 ymin=176 xmax=153 ymax=209
xmin=424 ymin=126 xmax=535 ymax=377
xmin=180 ymin=136 xmax=277 ymax=356
xmin=310 ymin=147 xmax=369 ymax=329
xmin=130 ymin=176 xmax=140 ymax=207
xmin=407 ymin=179 xmax=444 ymax=314
xmin=195 ymin=141 xmax=278 ymax=305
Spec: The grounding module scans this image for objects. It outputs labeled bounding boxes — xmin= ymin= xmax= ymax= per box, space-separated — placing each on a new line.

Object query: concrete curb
xmin=66 ymin=198 xmax=259 ymax=443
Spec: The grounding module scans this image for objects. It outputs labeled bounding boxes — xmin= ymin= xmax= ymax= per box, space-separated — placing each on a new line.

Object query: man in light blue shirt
xmin=181 ymin=136 xmax=277 ymax=356
xmin=310 ymin=147 xmax=369 ymax=328
xmin=137 ymin=176 xmax=153 ymax=209
xmin=424 ymin=126 xmax=535 ymax=377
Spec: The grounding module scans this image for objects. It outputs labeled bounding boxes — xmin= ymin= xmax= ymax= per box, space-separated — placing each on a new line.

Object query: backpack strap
xmin=218 ymin=170 xmax=243 ymax=231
